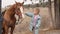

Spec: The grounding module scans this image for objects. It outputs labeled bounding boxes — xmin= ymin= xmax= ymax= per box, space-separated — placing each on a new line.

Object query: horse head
xmin=14 ymin=1 xmax=24 ymax=19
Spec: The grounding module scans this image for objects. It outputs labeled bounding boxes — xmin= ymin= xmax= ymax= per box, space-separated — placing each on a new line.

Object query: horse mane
xmin=8 ymin=4 xmax=16 ymax=11
xmin=2 ymin=4 xmax=16 ymax=16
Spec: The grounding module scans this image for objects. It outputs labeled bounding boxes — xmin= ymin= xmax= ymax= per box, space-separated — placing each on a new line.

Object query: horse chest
xmin=4 ymin=14 xmax=16 ymax=26
xmin=9 ymin=18 xmax=16 ymax=26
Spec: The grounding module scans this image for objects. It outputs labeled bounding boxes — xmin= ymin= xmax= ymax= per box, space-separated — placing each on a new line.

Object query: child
xmin=25 ymin=8 xmax=41 ymax=34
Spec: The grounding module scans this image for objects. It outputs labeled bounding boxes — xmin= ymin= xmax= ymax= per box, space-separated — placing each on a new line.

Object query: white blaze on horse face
xmin=20 ymin=6 xmax=25 ymax=18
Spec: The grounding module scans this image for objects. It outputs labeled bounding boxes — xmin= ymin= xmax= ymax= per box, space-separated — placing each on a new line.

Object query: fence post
xmin=48 ymin=0 xmax=54 ymax=29
xmin=54 ymin=0 xmax=60 ymax=29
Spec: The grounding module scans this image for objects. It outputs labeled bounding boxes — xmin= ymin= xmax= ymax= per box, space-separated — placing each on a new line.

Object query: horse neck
xmin=9 ymin=5 xmax=16 ymax=12
xmin=6 ymin=5 xmax=16 ymax=17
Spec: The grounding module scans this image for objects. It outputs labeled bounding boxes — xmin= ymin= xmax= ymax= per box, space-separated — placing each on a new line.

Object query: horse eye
xmin=17 ymin=8 xmax=20 ymax=10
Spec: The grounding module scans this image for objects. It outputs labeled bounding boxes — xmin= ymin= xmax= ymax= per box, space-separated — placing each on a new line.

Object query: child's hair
xmin=34 ymin=8 xmax=40 ymax=14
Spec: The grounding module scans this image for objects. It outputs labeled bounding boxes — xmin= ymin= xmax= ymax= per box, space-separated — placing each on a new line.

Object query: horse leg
xmin=10 ymin=25 xmax=15 ymax=34
xmin=2 ymin=28 xmax=5 ymax=34
xmin=4 ymin=25 xmax=9 ymax=34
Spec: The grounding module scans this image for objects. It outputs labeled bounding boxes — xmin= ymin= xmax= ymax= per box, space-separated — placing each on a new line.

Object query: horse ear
xmin=22 ymin=2 xmax=24 ymax=4
xmin=15 ymin=1 xmax=17 ymax=4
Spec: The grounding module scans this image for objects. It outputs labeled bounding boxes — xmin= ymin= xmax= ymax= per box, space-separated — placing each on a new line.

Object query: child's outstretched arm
xmin=25 ymin=12 xmax=33 ymax=17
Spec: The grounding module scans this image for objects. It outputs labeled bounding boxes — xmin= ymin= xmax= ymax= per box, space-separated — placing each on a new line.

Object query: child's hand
xmin=32 ymin=26 xmax=34 ymax=31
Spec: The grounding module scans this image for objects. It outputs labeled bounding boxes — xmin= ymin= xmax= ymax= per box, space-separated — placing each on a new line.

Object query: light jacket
xmin=25 ymin=12 xmax=41 ymax=32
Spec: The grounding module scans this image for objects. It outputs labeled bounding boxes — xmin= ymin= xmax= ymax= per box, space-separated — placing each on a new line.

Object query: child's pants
xmin=32 ymin=27 xmax=39 ymax=34
xmin=33 ymin=29 xmax=39 ymax=34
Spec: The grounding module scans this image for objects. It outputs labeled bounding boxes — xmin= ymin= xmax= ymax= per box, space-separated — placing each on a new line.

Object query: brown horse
xmin=2 ymin=1 xmax=24 ymax=34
